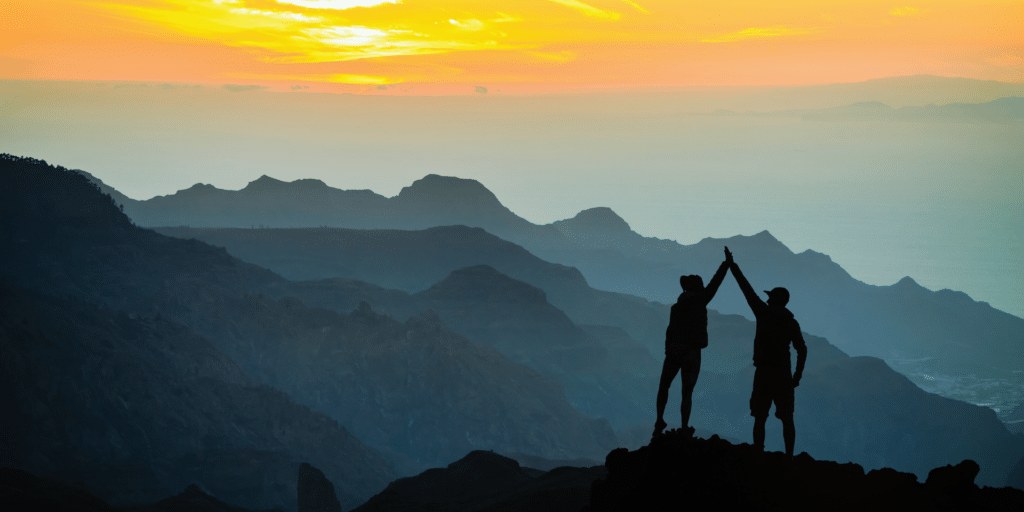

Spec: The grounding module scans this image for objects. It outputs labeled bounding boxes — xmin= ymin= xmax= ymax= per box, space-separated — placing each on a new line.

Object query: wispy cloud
xmin=701 ymin=26 xmax=813 ymax=43
xmin=549 ymin=0 xmax=620 ymax=20
xmin=449 ymin=18 xmax=485 ymax=31
xmin=274 ymin=0 xmax=398 ymax=10
xmin=621 ymin=0 xmax=648 ymax=14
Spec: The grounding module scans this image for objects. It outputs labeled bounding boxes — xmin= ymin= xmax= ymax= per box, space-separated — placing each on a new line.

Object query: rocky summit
xmin=587 ymin=428 xmax=1024 ymax=512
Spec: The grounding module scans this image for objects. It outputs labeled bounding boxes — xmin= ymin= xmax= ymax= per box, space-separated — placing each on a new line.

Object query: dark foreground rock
xmin=125 ymin=484 xmax=282 ymax=512
xmin=0 ymin=467 xmax=281 ymax=512
xmin=587 ymin=429 xmax=1024 ymax=512
xmin=297 ymin=464 xmax=341 ymax=512
xmin=352 ymin=450 xmax=607 ymax=512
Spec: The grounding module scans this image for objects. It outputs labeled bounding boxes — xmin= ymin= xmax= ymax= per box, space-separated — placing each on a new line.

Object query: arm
xmin=700 ymin=261 xmax=730 ymax=306
xmin=729 ymin=259 xmax=766 ymax=315
xmin=792 ymin=324 xmax=807 ymax=387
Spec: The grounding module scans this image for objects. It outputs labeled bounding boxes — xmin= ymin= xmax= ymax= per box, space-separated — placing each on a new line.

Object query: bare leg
xmin=679 ymin=371 xmax=699 ymax=429
xmin=782 ymin=417 xmax=795 ymax=456
xmin=654 ymin=358 xmax=679 ymax=436
xmin=753 ymin=417 xmax=767 ymax=450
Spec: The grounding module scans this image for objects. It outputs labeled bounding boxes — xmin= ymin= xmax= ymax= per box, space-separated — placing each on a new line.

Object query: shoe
xmin=652 ymin=419 xmax=668 ymax=438
xmin=684 ymin=426 xmax=695 ymax=438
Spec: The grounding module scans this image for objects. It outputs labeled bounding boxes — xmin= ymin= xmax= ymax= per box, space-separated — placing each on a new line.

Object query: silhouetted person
xmin=653 ymin=247 xmax=731 ymax=437
xmin=727 ymin=247 xmax=807 ymax=456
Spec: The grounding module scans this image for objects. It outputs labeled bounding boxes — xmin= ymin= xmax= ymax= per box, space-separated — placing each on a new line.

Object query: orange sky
xmin=1 ymin=0 xmax=1021 ymax=93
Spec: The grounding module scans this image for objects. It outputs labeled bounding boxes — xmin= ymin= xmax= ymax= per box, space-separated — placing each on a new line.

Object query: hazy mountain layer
xmin=261 ymin=264 xmax=659 ymax=430
xmin=0 ymin=282 xmax=394 ymax=511
xmin=264 ymin=269 xmax=1024 ymax=487
xmin=153 ymin=221 xmax=1023 ymax=420
xmin=0 ymin=154 xmax=617 ymax=481
xmin=707 ymin=96 xmax=1024 ymax=123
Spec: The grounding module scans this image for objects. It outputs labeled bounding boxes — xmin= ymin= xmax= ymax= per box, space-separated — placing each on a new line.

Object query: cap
xmin=763 ymin=287 xmax=790 ymax=304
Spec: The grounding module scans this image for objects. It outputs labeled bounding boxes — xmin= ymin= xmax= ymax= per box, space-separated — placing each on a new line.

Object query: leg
xmin=680 ymin=375 xmax=696 ymax=429
xmin=782 ymin=417 xmax=795 ymax=456
xmin=749 ymin=367 xmax=770 ymax=450
xmin=774 ymin=371 xmax=797 ymax=456
xmin=678 ymin=349 xmax=701 ymax=429
xmin=752 ymin=416 xmax=767 ymax=450
xmin=654 ymin=356 xmax=680 ymax=436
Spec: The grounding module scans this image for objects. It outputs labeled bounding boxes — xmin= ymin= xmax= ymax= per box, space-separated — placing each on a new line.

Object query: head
xmin=764 ymin=287 xmax=790 ymax=307
xmin=679 ymin=274 xmax=704 ymax=292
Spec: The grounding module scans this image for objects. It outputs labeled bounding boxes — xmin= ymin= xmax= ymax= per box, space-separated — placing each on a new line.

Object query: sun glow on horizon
xmin=1 ymin=0 xmax=1020 ymax=92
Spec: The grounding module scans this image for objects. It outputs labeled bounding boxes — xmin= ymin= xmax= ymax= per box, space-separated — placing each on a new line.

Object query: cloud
xmin=701 ymin=26 xmax=813 ymax=43
xmin=274 ymin=0 xmax=398 ymax=10
xmin=230 ymin=7 xmax=322 ymax=22
xmin=376 ymin=84 xmax=389 ymax=90
xmin=449 ymin=18 xmax=485 ymax=31
xmin=474 ymin=85 xmax=488 ymax=95
xmin=290 ymin=84 xmax=311 ymax=90
xmin=549 ymin=0 xmax=621 ymax=20
xmin=621 ymin=0 xmax=648 ymax=14
xmin=223 ymin=84 xmax=269 ymax=92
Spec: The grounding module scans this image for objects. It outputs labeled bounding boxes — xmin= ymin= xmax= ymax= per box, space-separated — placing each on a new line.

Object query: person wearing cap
xmin=652 ymin=247 xmax=732 ymax=438
xmin=727 ymin=246 xmax=807 ymax=457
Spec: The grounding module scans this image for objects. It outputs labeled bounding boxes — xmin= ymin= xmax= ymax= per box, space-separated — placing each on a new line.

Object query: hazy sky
xmin=1 ymin=2 xmax=1021 ymax=317
xmin=2 ymin=1 xmax=1022 ymax=92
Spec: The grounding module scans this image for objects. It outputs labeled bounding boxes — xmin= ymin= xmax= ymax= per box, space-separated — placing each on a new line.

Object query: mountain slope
xmin=0 ymin=154 xmax=618 ymax=480
xmin=108 ymin=168 xmax=1022 ymax=415
xmin=0 ymin=281 xmax=394 ymax=511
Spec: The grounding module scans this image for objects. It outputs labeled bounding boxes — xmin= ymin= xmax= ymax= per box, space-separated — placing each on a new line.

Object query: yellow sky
xmin=1 ymin=0 xmax=1021 ymax=93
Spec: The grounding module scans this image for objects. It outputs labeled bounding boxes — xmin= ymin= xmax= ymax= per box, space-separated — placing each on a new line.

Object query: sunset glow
xmin=1 ymin=0 xmax=1021 ymax=92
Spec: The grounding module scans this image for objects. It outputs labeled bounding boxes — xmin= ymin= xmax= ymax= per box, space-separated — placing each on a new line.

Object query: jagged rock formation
xmin=352 ymin=450 xmax=606 ymax=512
xmin=586 ymin=429 xmax=1024 ymax=511
xmin=297 ymin=464 xmax=341 ymax=512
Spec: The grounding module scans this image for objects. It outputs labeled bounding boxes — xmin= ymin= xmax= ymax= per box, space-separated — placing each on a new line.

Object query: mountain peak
xmin=396 ymin=174 xmax=501 ymax=204
xmin=242 ymin=175 xmax=330 ymax=192
xmin=893 ymin=276 xmax=923 ymax=290
xmin=561 ymin=207 xmax=632 ymax=232
xmin=244 ymin=175 xmax=286 ymax=191
xmin=426 ymin=265 xmax=547 ymax=304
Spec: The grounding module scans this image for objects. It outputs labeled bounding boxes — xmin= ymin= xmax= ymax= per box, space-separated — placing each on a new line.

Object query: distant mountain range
xmin=3 ymin=153 xmax=1022 ymax=505
xmin=708 ymin=96 xmax=1024 ymax=123
xmin=0 ymin=155 xmax=618 ymax=503
xmin=130 ymin=168 xmax=1024 ymax=420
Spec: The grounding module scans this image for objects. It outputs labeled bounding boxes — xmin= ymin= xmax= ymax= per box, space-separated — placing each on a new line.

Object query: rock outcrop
xmin=586 ymin=429 xmax=1024 ymax=511
xmin=353 ymin=450 xmax=606 ymax=512
xmin=297 ymin=464 xmax=341 ymax=512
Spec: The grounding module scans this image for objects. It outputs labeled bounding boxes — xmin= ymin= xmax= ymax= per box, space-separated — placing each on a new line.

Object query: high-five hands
xmin=724 ymin=246 xmax=734 ymax=265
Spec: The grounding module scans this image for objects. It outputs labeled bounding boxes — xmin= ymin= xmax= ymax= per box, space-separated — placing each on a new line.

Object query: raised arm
xmin=792 ymin=325 xmax=808 ymax=387
xmin=700 ymin=260 xmax=730 ymax=306
xmin=727 ymin=250 xmax=766 ymax=315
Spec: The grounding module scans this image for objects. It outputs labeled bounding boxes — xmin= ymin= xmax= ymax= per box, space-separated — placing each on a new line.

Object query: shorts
xmin=660 ymin=344 xmax=701 ymax=390
xmin=750 ymin=366 xmax=795 ymax=419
